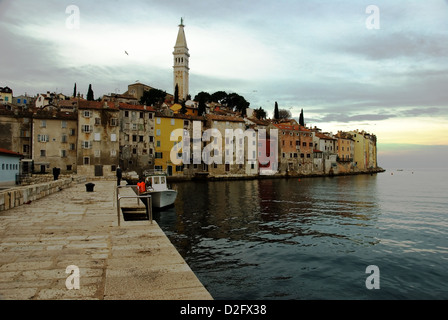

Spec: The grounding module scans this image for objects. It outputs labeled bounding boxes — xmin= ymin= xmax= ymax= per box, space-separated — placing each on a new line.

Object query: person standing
xmin=116 ymin=165 xmax=122 ymax=186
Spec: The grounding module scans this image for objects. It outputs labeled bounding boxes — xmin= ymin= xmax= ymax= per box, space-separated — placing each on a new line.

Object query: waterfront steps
xmin=0 ymin=180 xmax=212 ymax=300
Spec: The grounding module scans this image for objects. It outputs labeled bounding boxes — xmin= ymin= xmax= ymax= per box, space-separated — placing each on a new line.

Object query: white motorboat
xmin=141 ymin=172 xmax=177 ymax=209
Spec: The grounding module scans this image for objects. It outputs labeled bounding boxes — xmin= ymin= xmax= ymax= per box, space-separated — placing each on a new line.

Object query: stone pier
xmin=0 ymin=180 xmax=213 ymax=300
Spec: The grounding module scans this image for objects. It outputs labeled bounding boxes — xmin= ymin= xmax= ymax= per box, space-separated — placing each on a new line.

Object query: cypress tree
xmin=299 ymin=109 xmax=305 ymax=126
xmin=174 ymin=84 xmax=179 ymax=104
xmin=87 ymin=84 xmax=94 ymax=101
xmin=274 ymin=101 xmax=280 ymax=120
xmin=73 ymin=83 xmax=77 ymax=98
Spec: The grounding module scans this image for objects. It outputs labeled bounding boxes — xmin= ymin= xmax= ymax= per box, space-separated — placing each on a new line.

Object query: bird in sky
xmin=125 ymin=51 xmax=129 ymax=55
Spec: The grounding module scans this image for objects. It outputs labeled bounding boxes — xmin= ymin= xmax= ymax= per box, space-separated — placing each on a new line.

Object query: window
xmin=61 ymin=121 xmax=67 ymax=128
xmin=94 ymin=133 xmax=101 ymax=141
xmin=61 ymin=135 xmax=68 ymax=143
xmin=83 ymin=157 xmax=90 ymax=165
xmin=132 ymin=148 xmax=137 ymax=155
xmin=156 ymin=141 xmax=161 ymax=147
xmin=140 ymin=112 xmax=144 ymax=119
xmin=83 ymin=111 xmax=91 ymax=118
xmin=70 ymin=128 xmax=76 ymax=136
xmin=171 ymin=119 xmax=175 ymax=125
xmin=149 ymin=136 xmax=154 ymax=143
xmin=95 ymin=118 xmax=101 ymax=125
xmin=40 ymin=120 xmax=46 ymax=128
xmin=148 ymin=113 xmax=153 ymax=119
xmin=303 ymin=142 xmax=307 ymax=147
xmin=67 ymin=165 xmax=72 ymax=171
xmin=110 ymin=118 xmax=118 ymax=126
xmin=37 ymin=134 xmax=49 ymax=142
xmin=132 ymin=135 xmax=137 ymax=142
xmin=40 ymin=150 xmax=46 ymax=157
xmin=111 ymin=134 xmax=117 ymax=142
xmin=132 ymin=124 xmax=137 ymax=130
xmin=124 ymin=111 xmax=129 ymax=117
xmin=94 ymin=150 xmax=101 ymax=157
xmin=156 ymin=129 xmax=161 ymax=136
xmin=82 ymin=141 xmax=92 ymax=149
xmin=156 ymin=118 xmax=161 ymax=124
xmin=69 ymin=143 xmax=76 ymax=151
xmin=61 ymin=150 xmax=67 ymax=158
xmin=139 ymin=135 xmax=144 ymax=142
xmin=155 ymin=152 xmax=163 ymax=159
xmin=110 ymin=149 xmax=117 ymax=157
xmin=176 ymin=165 xmax=184 ymax=172
xmin=82 ymin=125 xmax=93 ymax=133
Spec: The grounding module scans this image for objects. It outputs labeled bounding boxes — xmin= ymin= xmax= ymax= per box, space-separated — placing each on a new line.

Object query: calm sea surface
xmin=155 ymin=168 xmax=448 ymax=300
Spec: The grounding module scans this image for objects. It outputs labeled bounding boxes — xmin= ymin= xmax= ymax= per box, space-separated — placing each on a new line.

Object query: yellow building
xmin=154 ymin=113 xmax=189 ymax=176
xmin=0 ymin=87 xmax=13 ymax=105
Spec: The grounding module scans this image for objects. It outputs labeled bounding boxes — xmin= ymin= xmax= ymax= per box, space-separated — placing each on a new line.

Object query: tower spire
xmin=173 ymin=18 xmax=190 ymax=101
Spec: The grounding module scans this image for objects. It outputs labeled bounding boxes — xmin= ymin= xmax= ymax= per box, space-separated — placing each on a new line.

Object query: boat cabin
xmin=145 ymin=174 xmax=168 ymax=192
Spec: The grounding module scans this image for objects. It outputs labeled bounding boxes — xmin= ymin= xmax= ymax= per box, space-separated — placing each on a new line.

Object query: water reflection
xmin=157 ymin=175 xmax=382 ymax=257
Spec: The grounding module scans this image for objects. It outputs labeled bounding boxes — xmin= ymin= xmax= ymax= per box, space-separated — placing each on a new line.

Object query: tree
xmin=180 ymin=100 xmax=187 ymax=114
xmin=299 ymin=109 xmax=305 ymax=126
xmin=73 ymin=83 xmax=77 ymax=98
xmin=140 ymin=88 xmax=167 ymax=107
xmin=211 ymin=91 xmax=228 ymax=104
xmin=254 ymin=107 xmax=267 ymax=120
xmin=194 ymin=91 xmax=211 ymax=103
xmin=174 ymin=84 xmax=179 ymax=104
xmin=87 ymin=84 xmax=94 ymax=101
xmin=278 ymin=109 xmax=292 ymax=120
xmin=274 ymin=102 xmax=280 ymax=120
xmin=198 ymin=96 xmax=207 ymax=116
xmin=225 ymin=93 xmax=250 ymax=113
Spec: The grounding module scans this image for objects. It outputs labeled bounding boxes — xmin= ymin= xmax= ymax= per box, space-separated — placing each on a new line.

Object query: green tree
xmin=254 ymin=107 xmax=267 ymax=120
xmin=73 ymin=83 xmax=77 ymax=98
xmin=140 ymin=88 xmax=167 ymax=107
xmin=211 ymin=91 xmax=228 ymax=104
xmin=299 ymin=109 xmax=305 ymax=126
xmin=180 ymin=100 xmax=187 ymax=114
xmin=174 ymin=84 xmax=179 ymax=104
xmin=194 ymin=91 xmax=211 ymax=103
xmin=87 ymin=84 xmax=94 ymax=101
xmin=198 ymin=96 xmax=207 ymax=116
xmin=274 ymin=102 xmax=279 ymax=120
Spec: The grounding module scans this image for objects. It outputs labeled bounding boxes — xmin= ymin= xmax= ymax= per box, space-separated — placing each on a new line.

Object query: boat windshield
xmin=160 ymin=176 xmax=166 ymax=184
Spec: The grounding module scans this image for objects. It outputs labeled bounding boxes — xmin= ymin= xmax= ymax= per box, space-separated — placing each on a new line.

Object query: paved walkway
xmin=0 ymin=180 xmax=213 ymax=300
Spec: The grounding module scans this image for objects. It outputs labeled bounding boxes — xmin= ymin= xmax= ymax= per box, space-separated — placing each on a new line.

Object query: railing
xmin=337 ymin=157 xmax=354 ymax=163
xmin=115 ymin=185 xmax=152 ymax=226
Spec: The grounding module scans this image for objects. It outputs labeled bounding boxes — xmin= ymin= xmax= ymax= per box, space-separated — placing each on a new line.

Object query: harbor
xmin=0 ymin=178 xmax=212 ymax=300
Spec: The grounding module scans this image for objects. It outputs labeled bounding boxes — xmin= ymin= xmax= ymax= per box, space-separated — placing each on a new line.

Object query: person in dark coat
xmin=116 ymin=166 xmax=122 ymax=186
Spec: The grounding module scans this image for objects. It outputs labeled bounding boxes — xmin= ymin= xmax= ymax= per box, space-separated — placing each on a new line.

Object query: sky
xmin=1 ymin=0 xmax=447 ymax=169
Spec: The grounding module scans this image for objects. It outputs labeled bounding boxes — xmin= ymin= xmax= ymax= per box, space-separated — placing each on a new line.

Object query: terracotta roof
xmin=315 ymin=132 xmax=336 ymax=140
xmin=0 ymin=148 xmax=23 ymax=157
xmin=273 ymin=123 xmax=310 ymax=131
xmin=78 ymin=100 xmax=119 ymax=110
xmin=206 ymin=114 xmax=245 ymax=123
xmin=119 ymin=103 xmax=155 ymax=112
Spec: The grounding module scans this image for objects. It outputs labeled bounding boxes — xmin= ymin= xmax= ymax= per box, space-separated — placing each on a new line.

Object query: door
xmin=167 ymin=165 xmax=173 ymax=176
xmin=94 ymin=165 xmax=103 ymax=177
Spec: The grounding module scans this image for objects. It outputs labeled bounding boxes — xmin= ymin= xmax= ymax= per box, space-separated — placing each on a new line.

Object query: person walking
xmin=116 ymin=165 xmax=122 ymax=186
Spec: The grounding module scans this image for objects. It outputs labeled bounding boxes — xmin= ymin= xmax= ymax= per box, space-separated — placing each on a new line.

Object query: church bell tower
xmin=173 ymin=18 xmax=190 ymax=101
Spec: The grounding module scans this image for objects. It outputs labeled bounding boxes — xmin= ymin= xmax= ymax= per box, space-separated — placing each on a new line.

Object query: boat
xmin=139 ymin=171 xmax=178 ymax=209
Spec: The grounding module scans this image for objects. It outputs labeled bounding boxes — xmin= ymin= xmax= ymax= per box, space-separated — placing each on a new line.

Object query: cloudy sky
xmin=1 ymin=0 xmax=447 ymax=169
